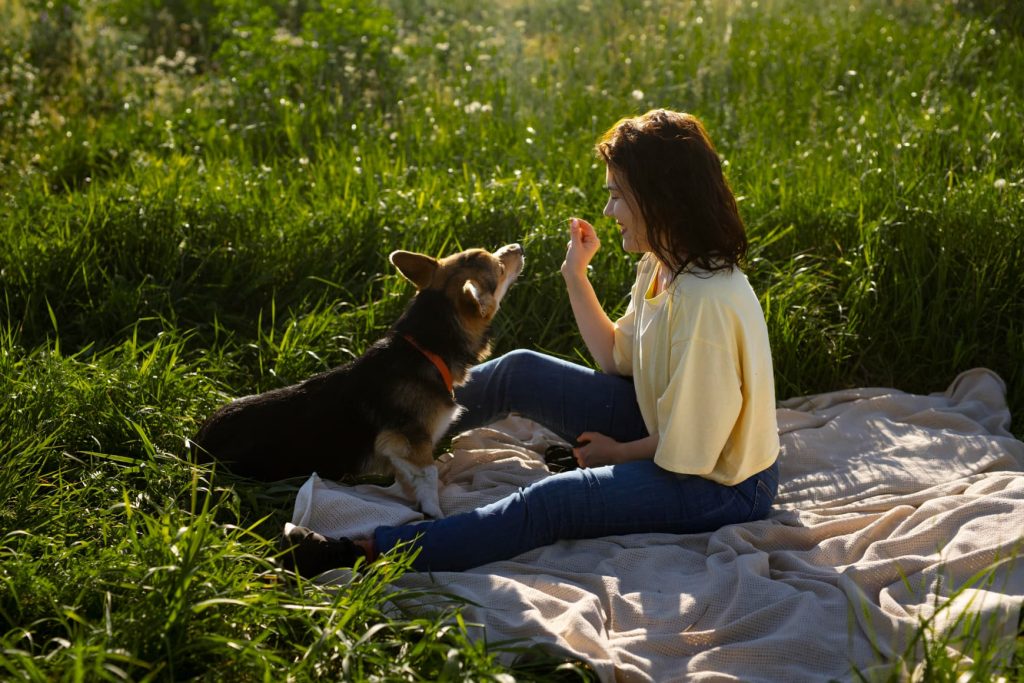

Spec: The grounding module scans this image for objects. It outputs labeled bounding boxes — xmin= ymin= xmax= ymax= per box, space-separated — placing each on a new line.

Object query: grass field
xmin=1 ymin=0 xmax=1022 ymax=679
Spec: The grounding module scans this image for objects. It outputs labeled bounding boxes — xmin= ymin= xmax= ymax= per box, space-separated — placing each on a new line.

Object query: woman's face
xmin=603 ymin=166 xmax=650 ymax=253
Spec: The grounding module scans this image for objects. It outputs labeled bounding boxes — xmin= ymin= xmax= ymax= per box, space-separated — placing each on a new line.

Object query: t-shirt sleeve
xmin=653 ymin=305 xmax=743 ymax=475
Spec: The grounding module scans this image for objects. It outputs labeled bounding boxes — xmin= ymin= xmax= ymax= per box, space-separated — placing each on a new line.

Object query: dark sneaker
xmin=279 ymin=523 xmax=367 ymax=578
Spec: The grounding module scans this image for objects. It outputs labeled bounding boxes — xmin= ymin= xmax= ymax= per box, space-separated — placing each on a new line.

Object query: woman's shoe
xmin=279 ymin=523 xmax=367 ymax=577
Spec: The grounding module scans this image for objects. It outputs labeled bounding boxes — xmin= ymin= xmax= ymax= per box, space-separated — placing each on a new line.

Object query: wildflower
xmin=994 ymin=178 xmax=1007 ymax=190
xmin=272 ymin=28 xmax=305 ymax=48
xmin=631 ymin=89 xmax=644 ymax=101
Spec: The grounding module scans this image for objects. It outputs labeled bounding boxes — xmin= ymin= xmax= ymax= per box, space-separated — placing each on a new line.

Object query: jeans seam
xmin=744 ymin=479 xmax=771 ymax=522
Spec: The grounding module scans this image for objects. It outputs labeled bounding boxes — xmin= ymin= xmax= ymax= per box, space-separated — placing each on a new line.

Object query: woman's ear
xmin=462 ymin=279 xmax=496 ymax=319
xmin=390 ymin=251 xmax=438 ymax=290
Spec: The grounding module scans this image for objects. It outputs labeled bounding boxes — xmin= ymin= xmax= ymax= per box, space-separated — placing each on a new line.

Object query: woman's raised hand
xmin=561 ymin=217 xmax=601 ymax=279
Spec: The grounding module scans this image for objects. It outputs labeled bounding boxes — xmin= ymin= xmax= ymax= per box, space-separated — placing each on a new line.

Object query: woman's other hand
xmin=574 ymin=432 xmax=660 ymax=468
xmin=561 ymin=217 xmax=600 ymax=279
xmin=573 ymin=431 xmax=622 ymax=468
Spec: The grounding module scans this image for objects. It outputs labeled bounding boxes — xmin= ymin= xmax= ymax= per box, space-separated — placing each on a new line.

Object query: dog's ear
xmin=390 ymin=251 xmax=438 ymax=290
xmin=462 ymin=279 xmax=496 ymax=319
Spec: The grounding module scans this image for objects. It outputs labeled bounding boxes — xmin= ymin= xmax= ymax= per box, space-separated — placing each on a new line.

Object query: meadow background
xmin=1 ymin=0 xmax=1022 ymax=679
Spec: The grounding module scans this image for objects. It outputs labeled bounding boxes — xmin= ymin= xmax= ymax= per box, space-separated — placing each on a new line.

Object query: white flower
xmin=994 ymin=178 xmax=1007 ymax=190
xmin=631 ymin=89 xmax=644 ymax=101
xmin=272 ymin=28 xmax=304 ymax=48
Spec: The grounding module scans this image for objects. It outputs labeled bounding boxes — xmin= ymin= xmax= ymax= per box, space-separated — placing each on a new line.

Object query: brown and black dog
xmin=190 ymin=244 xmax=524 ymax=517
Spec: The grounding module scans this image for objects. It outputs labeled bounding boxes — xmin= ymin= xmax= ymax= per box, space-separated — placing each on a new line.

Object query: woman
xmin=283 ymin=109 xmax=780 ymax=575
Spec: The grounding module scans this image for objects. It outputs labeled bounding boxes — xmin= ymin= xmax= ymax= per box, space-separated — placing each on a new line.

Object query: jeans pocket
xmin=743 ymin=479 xmax=773 ymax=523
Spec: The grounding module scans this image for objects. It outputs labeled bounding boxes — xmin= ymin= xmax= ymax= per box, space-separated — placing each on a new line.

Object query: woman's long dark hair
xmin=596 ymin=109 xmax=747 ymax=274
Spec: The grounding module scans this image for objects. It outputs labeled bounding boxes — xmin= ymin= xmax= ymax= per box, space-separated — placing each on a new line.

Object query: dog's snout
xmin=497 ymin=243 xmax=524 ymax=260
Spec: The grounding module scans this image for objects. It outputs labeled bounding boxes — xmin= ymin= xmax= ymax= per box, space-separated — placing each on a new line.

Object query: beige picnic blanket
xmin=291 ymin=368 xmax=1024 ymax=681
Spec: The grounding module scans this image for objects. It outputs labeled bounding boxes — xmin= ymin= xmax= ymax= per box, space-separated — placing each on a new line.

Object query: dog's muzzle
xmin=496 ymin=243 xmax=525 ymax=278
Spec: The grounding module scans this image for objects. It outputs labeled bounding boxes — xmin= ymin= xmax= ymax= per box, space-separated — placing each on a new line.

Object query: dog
xmin=190 ymin=243 xmax=524 ymax=518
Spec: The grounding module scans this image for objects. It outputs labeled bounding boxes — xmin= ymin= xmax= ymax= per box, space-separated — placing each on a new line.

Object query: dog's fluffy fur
xmin=190 ymin=244 xmax=524 ymax=517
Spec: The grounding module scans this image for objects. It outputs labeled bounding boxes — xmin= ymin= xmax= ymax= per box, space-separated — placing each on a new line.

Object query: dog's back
xmin=192 ymin=363 xmax=370 ymax=481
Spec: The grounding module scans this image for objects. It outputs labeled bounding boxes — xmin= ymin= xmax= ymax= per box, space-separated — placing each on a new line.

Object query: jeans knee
xmin=480 ymin=349 xmax=552 ymax=391
xmin=495 ymin=348 xmax=547 ymax=374
xmin=454 ymin=349 xmax=545 ymax=432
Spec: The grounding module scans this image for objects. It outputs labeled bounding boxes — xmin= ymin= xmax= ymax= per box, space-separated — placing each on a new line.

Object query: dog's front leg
xmin=375 ymin=431 xmax=444 ymax=518
xmin=405 ymin=462 xmax=442 ymax=519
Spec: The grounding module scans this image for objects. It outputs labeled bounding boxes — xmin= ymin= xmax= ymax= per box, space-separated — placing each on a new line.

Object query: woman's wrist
xmin=560 ymin=261 xmax=586 ymax=280
xmin=560 ymin=264 xmax=592 ymax=290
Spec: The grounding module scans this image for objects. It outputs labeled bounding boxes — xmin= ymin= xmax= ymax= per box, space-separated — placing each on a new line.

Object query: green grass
xmin=1 ymin=0 xmax=1022 ymax=679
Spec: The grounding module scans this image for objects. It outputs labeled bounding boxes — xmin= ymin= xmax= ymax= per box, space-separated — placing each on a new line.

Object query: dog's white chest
xmin=432 ymin=404 xmax=465 ymax=445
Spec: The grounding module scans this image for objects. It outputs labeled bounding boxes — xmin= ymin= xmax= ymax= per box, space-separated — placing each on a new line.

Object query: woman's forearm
xmin=619 ymin=433 xmax=659 ymax=461
xmin=561 ymin=268 xmax=618 ymax=374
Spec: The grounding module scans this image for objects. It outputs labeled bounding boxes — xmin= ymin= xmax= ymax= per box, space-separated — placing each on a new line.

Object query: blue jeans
xmin=373 ymin=350 xmax=779 ymax=571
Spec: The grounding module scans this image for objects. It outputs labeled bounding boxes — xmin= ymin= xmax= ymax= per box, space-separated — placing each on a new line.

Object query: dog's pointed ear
xmin=462 ymin=279 xmax=496 ymax=319
xmin=390 ymin=250 xmax=438 ymax=290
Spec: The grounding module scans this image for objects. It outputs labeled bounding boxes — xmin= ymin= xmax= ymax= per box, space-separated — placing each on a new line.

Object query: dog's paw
xmin=419 ymin=499 xmax=444 ymax=519
xmin=416 ymin=477 xmax=443 ymax=518
xmin=389 ymin=456 xmax=443 ymax=517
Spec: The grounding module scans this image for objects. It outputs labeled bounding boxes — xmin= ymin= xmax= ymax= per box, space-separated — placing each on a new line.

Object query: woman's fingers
xmin=573 ymin=432 xmax=596 ymax=467
xmin=568 ymin=217 xmax=600 ymax=254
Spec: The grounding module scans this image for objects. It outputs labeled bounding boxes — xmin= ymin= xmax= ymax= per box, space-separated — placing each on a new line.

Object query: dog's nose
xmin=505 ymin=243 xmax=523 ymax=255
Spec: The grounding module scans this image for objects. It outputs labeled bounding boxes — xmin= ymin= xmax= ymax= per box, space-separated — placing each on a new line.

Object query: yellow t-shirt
xmin=611 ymin=253 xmax=780 ymax=485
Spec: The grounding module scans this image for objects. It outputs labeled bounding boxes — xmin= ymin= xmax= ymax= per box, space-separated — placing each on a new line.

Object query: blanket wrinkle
xmin=292 ymin=367 xmax=1024 ymax=682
